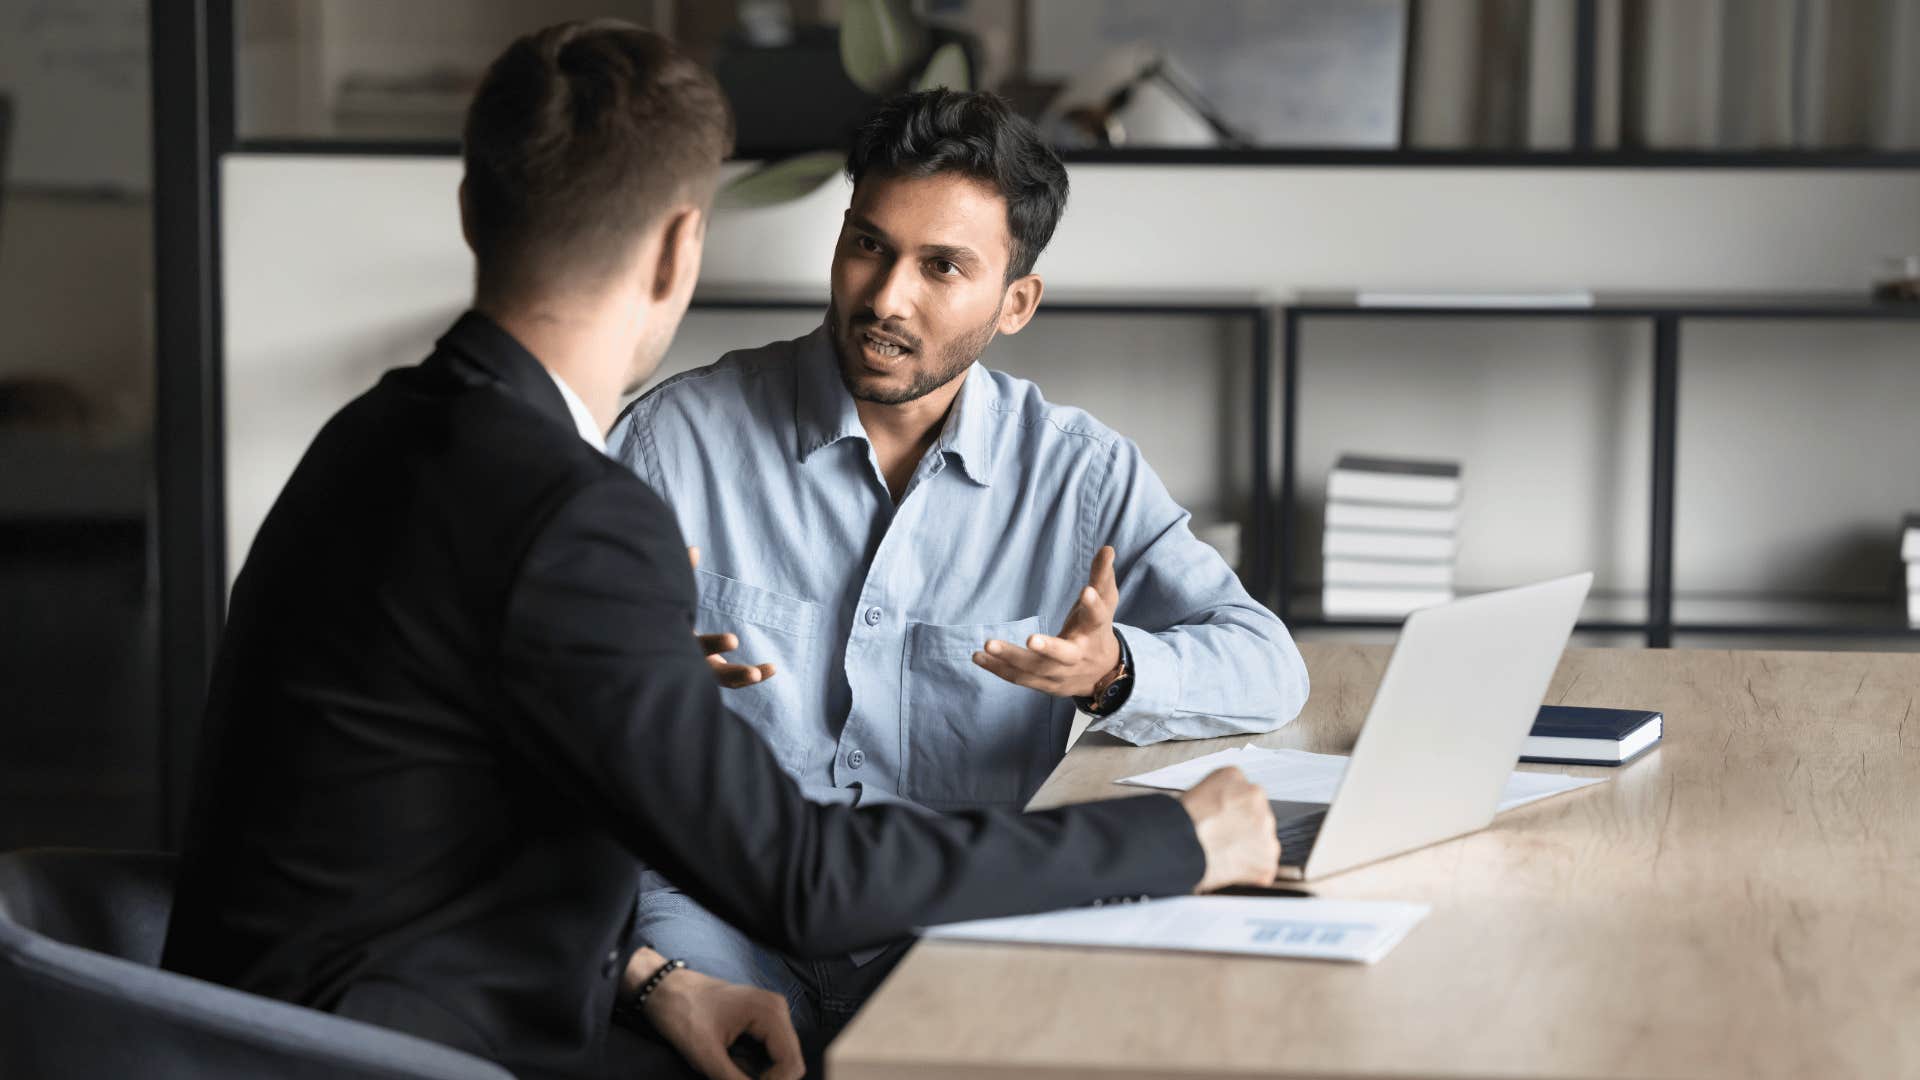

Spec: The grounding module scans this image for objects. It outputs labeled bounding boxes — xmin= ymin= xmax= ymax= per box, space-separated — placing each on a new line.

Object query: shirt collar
xmin=793 ymin=323 xmax=995 ymax=486
xmin=933 ymin=364 xmax=994 ymax=486
xmin=544 ymin=367 xmax=608 ymax=455
xmin=794 ymin=324 xmax=868 ymax=460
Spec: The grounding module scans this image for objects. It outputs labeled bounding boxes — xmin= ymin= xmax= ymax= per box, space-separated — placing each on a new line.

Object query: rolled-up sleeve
xmin=1083 ymin=437 xmax=1309 ymax=745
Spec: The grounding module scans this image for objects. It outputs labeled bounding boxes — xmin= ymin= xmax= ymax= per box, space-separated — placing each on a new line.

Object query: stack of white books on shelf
xmin=1904 ymin=513 xmax=1920 ymax=628
xmin=1322 ymin=455 xmax=1461 ymax=618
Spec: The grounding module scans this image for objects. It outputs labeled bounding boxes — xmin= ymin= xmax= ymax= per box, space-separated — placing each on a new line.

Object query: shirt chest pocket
xmin=694 ymin=569 xmax=819 ymax=776
xmin=900 ymin=615 xmax=1067 ymax=810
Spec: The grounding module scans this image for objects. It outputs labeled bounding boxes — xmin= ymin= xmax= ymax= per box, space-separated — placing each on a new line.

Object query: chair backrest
xmin=0 ymin=847 xmax=176 ymax=962
xmin=0 ymin=848 xmax=513 ymax=1079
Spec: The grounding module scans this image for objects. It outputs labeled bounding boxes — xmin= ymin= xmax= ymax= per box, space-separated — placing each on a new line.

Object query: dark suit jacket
xmin=161 ymin=313 xmax=1204 ymax=1077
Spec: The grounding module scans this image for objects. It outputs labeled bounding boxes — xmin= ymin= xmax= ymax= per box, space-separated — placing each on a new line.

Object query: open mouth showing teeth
xmin=863 ymin=331 xmax=911 ymax=358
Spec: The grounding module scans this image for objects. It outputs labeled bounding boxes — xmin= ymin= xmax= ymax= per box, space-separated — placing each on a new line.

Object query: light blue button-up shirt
xmin=611 ymin=325 xmax=1308 ymax=811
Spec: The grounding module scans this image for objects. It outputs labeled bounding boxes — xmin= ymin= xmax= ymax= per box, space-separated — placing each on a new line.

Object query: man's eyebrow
xmin=847 ymin=213 xmax=889 ymax=239
xmin=847 ymin=214 xmax=983 ymax=266
xmin=921 ymin=243 xmax=982 ymax=266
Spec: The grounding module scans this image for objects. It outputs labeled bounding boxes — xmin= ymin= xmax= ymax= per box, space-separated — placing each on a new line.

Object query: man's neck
xmin=855 ymin=371 xmax=968 ymax=502
xmin=480 ymin=298 xmax=636 ymax=436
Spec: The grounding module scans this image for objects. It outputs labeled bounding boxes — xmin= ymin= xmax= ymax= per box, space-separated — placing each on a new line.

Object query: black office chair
xmin=0 ymin=848 xmax=511 ymax=1078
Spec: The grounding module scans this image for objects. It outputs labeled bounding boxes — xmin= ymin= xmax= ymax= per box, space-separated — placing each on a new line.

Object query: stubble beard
xmin=828 ymin=299 xmax=1000 ymax=406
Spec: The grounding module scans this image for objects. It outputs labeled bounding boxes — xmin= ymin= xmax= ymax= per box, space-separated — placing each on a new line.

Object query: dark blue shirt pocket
xmin=899 ymin=615 xmax=1064 ymax=810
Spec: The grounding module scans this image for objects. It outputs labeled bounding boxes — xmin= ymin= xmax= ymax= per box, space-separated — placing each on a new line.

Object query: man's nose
xmin=867 ymin=258 xmax=917 ymax=323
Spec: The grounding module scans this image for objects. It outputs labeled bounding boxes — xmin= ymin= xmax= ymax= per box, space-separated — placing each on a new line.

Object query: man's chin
xmin=841 ymin=370 xmax=909 ymax=405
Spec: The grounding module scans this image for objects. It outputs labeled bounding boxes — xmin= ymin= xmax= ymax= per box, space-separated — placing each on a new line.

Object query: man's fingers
xmin=980 ymin=639 xmax=1055 ymax=677
xmin=670 ymin=1018 xmax=752 ymax=1080
xmin=1090 ymin=544 xmax=1119 ymax=605
xmin=1066 ymin=584 xmax=1112 ymax=630
xmin=688 ymin=546 xmax=701 ymax=570
xmin=1024 ymin=633 xmax=1084 ymax=666
xmin=697 ymin=632 xmax=740 ymax=656
xmin=744 ymin=994 xmax=806 ymax=1080
xmin=689 ymin=1043 xmax=752 ymax=1080
xmin=707 ymin=658 xmax=775 ymax=688
xmin=972 ymin=649 xmax=1049 ymax=691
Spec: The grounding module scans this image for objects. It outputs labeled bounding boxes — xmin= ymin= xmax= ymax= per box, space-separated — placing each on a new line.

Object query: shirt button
xmin=863 ymin=606 xmax=882 ymax=627
xmin=848 ymin=749 xmax=866 ymax=769
xmin=602 ymin=949 xmax=621 ymax=977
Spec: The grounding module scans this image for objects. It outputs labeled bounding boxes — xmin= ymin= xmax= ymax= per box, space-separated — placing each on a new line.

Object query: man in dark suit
xmin=161 ymin=20 xmax=1280 ymax=1080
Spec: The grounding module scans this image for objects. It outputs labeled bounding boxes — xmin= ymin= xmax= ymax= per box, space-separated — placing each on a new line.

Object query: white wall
xmin=222 ymin=155 xmax=1920 ymax=604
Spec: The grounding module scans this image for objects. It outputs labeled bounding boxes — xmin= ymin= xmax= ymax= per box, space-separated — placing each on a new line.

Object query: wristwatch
xmin=1078 ymin=629 xmax=1135 ymax=716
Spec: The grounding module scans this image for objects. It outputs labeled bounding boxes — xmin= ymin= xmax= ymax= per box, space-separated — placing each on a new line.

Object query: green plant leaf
xmin=914 ymin=41 xmax=971 ymax=93
xmin=840 ymin=0 xmax=927 ymax=94
xmin=715 ymin=151 xmax=846 ymax=211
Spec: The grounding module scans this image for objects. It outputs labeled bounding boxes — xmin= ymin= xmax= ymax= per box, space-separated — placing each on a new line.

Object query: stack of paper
xmin=923 ymin=896 xmax=1431 ymax=964
xmin=1115 ymin=743 xmax=1605 ymax=811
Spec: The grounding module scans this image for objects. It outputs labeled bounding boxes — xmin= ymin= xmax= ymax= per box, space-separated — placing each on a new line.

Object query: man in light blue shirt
xmin=610 ymin=89 xmax=1307 ymax=1038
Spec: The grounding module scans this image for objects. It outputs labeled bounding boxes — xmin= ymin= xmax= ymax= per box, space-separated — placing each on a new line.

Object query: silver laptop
xmin=1274 ymin=572 xmax=1593 ymax=882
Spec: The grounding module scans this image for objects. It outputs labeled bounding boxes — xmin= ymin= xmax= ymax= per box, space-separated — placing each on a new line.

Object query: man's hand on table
xmin=627 ymin=947 xmax=804 ymax=1080
xmin=972 ymin=545 xmax=1122 ymax=698
xmin=688 ymin=547 xmax=777 ymax=689
xmin=1178 ymin=767 xmax=1281 ymax=892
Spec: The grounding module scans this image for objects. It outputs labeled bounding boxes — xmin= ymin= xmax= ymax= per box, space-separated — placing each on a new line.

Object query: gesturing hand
xmin=689 ymin=547 xmax=776 ymax=689
xmin=634 ymin=954 xmax=804 ymax=1080
xmin=971 ymin=545 xmax=1122 ymax=699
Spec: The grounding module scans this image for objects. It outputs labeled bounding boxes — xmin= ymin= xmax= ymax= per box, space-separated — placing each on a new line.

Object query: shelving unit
xmin=1273 ymin=291 xmax=1920 ymax=647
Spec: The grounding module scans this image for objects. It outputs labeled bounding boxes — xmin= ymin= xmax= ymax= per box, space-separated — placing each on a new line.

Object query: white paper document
xmin=1116 ymin=744 xmax=1605 ymax=811
xmin=924 ymin=896 xmax=1430 ymax=964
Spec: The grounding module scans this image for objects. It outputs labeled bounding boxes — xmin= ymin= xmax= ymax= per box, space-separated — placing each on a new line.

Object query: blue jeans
xmin=634 ymin=871 xmax=910 ymax=1037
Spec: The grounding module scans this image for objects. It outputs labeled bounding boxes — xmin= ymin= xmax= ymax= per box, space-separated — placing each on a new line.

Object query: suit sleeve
xmin=495 ymin=474 xmax=1206 ymax=958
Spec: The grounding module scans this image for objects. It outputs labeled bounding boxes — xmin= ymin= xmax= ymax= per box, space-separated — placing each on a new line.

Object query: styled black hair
xmin=845 ymin=89 xmax=1068 ymax=281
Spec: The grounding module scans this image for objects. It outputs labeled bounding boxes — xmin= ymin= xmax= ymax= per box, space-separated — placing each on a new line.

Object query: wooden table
xmin=829 ymin=644 xmax=1920 ymax=1079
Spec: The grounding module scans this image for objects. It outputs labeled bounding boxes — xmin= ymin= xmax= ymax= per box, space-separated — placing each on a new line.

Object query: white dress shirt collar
xmin=544 ymin=368 xmax=607 ymax=455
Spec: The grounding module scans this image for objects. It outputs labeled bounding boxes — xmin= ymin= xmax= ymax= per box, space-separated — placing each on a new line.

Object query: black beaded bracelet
xmin=631 ymin=957 xmax=687 ymax=1009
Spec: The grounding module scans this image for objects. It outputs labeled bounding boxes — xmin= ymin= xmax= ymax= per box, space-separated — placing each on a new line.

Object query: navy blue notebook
xmin=1522 ymin=705 xmax=1662 ymax=766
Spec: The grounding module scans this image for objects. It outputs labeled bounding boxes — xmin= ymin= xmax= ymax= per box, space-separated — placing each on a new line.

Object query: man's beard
xmin=828 ymin=299 xmax=999 ymax=406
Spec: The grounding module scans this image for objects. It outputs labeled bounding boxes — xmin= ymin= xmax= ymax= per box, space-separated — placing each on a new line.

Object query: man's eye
xmin=930 ymin=259 xmax=959 ymax=276
xmin=855 ymin=234 xmax=882 ymax=254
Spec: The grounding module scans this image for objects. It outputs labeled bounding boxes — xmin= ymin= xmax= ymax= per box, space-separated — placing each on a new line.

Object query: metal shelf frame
xmin=1274 ymin=293 xmax=1920 ymax=647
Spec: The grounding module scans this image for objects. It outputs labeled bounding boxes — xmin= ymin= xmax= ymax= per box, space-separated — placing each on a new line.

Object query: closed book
xmin=1323 ymin=529 xmax=1456 ymax=562
xmin=1521 ymin=706 xmax=1663 ymax=766
xmin=1908 ymin=563 xmax=1920 ymax=590
xmin=1321 ymin=586 xmax=1453 ymax=618
xmin=1323 ymin=559 xmax=1454 ymax=588
xmin=1902 ymin=512 xmax=1920 ymax=562
xmin=1324 ymin=501 xmax=1460 ymax=534
xmin=1910 ymin=591 xmax=1920 ymax=627
xmin=1327 ymin=455 xmax=1461 ymax=508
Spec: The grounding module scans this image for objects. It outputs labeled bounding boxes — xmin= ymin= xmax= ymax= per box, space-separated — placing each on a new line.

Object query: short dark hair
xmin=462 ymin=20 xmax=734 ymax=303
xmin=845 ymin=90 xmax=1068 ymax=281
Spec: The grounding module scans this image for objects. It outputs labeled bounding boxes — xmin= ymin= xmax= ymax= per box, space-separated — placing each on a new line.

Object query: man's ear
xmin=651 ymin=205 xmax=705 ymax=302
xmin=996 ymin=274 xmax=1045 ymax=335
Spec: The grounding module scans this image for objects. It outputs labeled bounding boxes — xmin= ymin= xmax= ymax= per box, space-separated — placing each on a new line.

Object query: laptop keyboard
xmin=1275 ymin=808 xmax=1327 ymax=867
